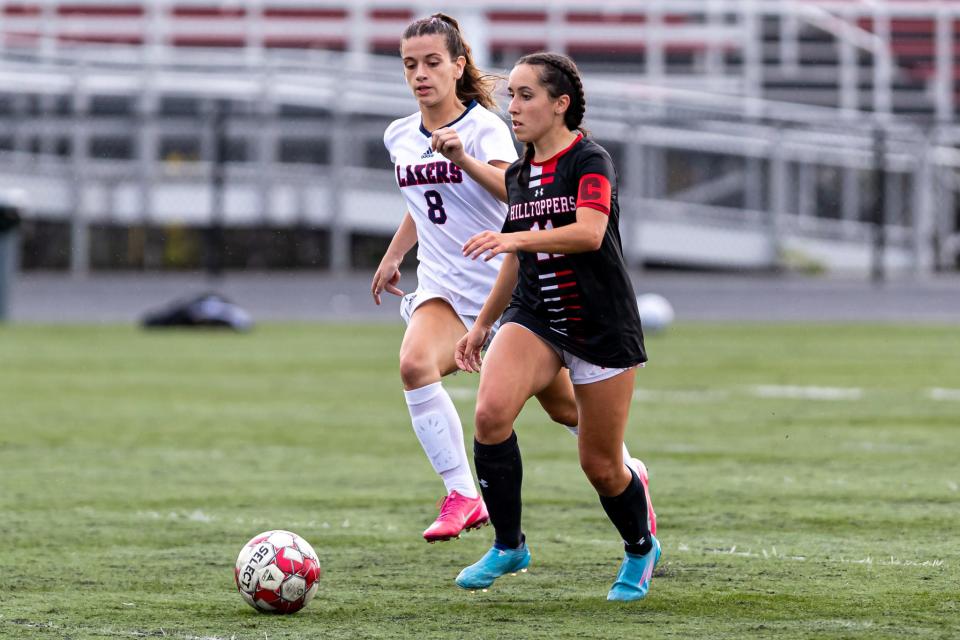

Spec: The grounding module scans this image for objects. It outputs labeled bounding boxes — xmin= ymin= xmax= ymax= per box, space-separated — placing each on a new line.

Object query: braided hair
xmin=401 ymin=13 xmax=497 ymax=109
xmin=514 ymin=52 xmax=588 ymax=189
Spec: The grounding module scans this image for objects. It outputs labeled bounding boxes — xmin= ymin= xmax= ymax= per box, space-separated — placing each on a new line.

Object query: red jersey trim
xmin=577 ymin=173 xmax=612 ymax=215
xmin=578 ymin=201 xmax=610 ymax=216
xmin=531 ymin=133 xmax=584 ymax=166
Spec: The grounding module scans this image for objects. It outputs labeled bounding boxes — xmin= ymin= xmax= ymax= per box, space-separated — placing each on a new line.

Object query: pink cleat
xmin=629 ymin=459 xmax=657 ymax=536
xmin=423 ymin=491 xmax=489 ymax=543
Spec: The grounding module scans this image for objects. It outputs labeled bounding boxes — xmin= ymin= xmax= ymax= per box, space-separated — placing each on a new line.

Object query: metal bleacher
xmin=1 ymin=0 xmax=959 ymax=274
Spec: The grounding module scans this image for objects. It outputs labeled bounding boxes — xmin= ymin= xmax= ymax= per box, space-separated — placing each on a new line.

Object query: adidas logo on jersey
xmin=421 ymin=147 xmax=434 ymax=159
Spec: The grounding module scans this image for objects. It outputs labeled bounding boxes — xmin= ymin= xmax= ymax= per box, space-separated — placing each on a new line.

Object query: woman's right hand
xmin=431 ymin=127 xmax=467 ymax=166
xmin=371 ymin=258 xmax=404 ymax=305
xmin=455 ymin=325 xmax=491 ymax=373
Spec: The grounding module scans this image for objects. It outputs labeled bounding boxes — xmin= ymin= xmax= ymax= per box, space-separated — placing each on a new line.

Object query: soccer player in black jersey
xmin=451 ymin=53 xmax=659 ymax=601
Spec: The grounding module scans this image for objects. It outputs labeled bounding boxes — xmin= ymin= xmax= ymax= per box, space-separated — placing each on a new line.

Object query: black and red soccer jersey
xmin=500 ymin=134 xmax=646 ymax=368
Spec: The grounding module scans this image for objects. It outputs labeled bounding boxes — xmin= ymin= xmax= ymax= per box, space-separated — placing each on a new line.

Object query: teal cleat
xmin=455 ymin=542 xmax=531 ymax=590
xmin=607 ymin=536 xmax=661 ymax=602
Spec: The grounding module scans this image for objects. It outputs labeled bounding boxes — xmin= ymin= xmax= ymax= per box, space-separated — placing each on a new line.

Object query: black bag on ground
xmin=141 ymin=292 xmax=253 ymax=331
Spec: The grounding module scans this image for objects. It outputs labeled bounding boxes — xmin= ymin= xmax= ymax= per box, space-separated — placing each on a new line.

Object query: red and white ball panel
xmin=266 ymin=531 xmax=295 ymax=549
xmin=234 ymin=529 xmax=321 ymax=614
xmin=295 ymin=537 xmax=318 ymax=561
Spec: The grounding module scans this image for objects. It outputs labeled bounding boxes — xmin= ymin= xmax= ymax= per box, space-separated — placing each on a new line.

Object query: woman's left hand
xmin=455 ymin=325 xmax=490 ymax=373
xmin=431 ymin=127 xmax=466 ymax=165
xmin=462 ymin=231 xmax=517 ymax=261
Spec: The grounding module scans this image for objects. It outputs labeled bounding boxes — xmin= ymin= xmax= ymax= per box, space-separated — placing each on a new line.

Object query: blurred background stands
xmin=0 ymin=0 xmax=959 ymax=279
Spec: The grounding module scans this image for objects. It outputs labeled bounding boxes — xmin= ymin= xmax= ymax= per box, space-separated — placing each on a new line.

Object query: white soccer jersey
xmin=384 ymin=100 xmax=519 ymax=316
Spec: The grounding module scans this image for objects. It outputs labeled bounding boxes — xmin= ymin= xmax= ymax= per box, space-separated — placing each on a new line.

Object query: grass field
xmin=1 ymin=322 xmax=958 ymax=639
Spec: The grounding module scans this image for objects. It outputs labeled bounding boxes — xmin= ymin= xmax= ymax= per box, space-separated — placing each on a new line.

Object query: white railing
xmin=0 ymin=44 xmax=951 ymax=273
xmin=2 ymin=0 xmax=959 ymax=273
xmin=0 ymin=0 xmax=958 ymax=117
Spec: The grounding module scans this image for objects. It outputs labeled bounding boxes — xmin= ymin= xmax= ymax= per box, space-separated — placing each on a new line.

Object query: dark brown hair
xmin=401 ymin=13 xmax=496 ymax=109
xmin=514 ymin=52 xmax=588 ymax=188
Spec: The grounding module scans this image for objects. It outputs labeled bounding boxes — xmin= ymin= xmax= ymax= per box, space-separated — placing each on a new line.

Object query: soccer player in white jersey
xmin=373 ymin=14 xmax=590 ymax=543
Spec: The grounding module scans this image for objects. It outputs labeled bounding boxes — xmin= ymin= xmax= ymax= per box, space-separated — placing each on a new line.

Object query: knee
xmin=546 ymin=401 xmax=578 ymax=428
xmin=398 ymin=348 xmax=436 ymax=389
xmin=474 ymin=398 xmax=514 ymax=444
xmin=580 ymin=454 xmax=626 ymax=496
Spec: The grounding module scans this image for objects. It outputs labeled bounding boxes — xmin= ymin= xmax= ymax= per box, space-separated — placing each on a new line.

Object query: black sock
xmin=474 ymin=432 xmax=523 ymax=549
xmin=598 ymin=466 xmax=653 ymax=556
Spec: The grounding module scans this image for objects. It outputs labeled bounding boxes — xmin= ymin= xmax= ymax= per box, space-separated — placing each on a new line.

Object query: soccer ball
xmin=234 ymin=530 xmax=321 ymax=614
xmin=636 ymin=293 xmax=675 ymax=334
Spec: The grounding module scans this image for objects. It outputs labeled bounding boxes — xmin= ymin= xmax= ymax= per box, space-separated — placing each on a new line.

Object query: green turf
xmin=1 ymin=323 xmax=958 ymax=639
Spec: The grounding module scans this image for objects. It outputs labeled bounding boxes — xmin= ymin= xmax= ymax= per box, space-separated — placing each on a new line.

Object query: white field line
xmin=695 ymin=544 xmax=945 ymax=567
xmin=446 ymin=387 xmax=476 ymax=401
xmin=749 ymin=384 xmax=863 ymax=400
xmin=457 ymin=383 xmax=948 ymax=404
xmin=136 ymin=510 xmax=214 ymax=522
xmin=635 ymin=384 xmax=862 ymax=403
xmin=457 ymin=386 xmax=728 ymax=403
xmin=575 ymin=539 xmax=945 ymax=568
xmin=928 ymin=387 xmax=960 ymax=401
xmin=136 ymin=510 xmax=401 ymax=533
xmin=1 ymin=619 xmax=235 ymax=640
xmin=454 ymin=387 xmax=731 ymax=403
xmin=633 ymin=389 xmax=730 ymax=402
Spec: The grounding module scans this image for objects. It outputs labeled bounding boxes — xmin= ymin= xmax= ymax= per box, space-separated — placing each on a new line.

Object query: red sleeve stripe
xmin=576 ymin=173 xmax=611 ymax=215
xmin=578 ymin=201 xmax=610 ymax=216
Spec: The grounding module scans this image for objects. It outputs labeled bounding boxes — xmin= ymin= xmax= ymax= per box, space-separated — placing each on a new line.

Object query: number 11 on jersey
xmin=530 ymin=220 xmax=562 ymax=261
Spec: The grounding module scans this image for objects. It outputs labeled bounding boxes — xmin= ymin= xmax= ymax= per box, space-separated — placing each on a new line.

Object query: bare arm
xmin=462 ymin=207 xmax=608 ymax=262
xmin=371 ymin=212 xmax=417 ymax=305
xmin=455 ymin=254 xmax=520 ymax=372
xmin=475 ymin=253 xmax=520 ymax=329
xmin=431 ymin=127 xmax=509 ymax=203
xmin=455 ymin=155 xmax=510 ymax=204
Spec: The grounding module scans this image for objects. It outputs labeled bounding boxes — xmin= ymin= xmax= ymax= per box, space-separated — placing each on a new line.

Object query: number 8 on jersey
xmin=424 ymin=190 xmax=447 ymax=224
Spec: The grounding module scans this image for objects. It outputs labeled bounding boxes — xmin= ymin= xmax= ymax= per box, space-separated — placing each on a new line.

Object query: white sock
xmin=565 ymin=425 xmax=632 ymax=463
xmin=404 ymin=381 xmax=478 ymax=498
